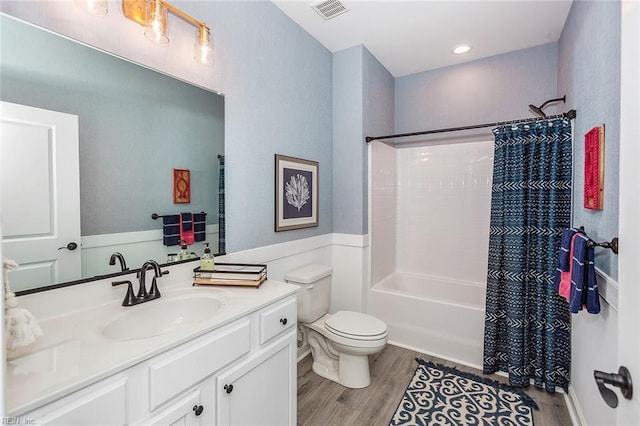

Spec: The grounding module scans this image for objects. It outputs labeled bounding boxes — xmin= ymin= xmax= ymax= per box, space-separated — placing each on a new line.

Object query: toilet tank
xmin=285 ymin=264 xmax=333 ymax=323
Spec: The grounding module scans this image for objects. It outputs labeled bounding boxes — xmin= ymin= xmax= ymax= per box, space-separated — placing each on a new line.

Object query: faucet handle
xmin=148 ymin=277 xmax=161 ymax=299
xmin=148 ymin=268 xmax=168 ymax=299
xmin=112 ymin=280 xmax=137 ymax=306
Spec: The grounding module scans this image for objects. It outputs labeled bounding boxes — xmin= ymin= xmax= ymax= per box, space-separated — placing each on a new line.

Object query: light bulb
xmin=144 ymin=0 xmax=169 ymax=44
xmin=195 ymin=26 xmax=214 ymax=65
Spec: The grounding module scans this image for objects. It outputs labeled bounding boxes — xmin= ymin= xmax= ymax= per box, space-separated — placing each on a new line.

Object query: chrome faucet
xmin=109 ymin=252 xmax=129 ymax=272
xmin=112 ymin=260 xmax=163 ymax=307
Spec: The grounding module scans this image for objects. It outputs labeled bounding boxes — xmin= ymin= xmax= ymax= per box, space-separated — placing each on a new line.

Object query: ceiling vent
xmin=310 ymin=0 xmax=350 ymax=20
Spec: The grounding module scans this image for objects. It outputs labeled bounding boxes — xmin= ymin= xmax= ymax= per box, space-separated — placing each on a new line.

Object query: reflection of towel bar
xmin=579 ymin=226 xmax=619 ymax=254
xmin=152 ymin=211 xmax=207 ymax=220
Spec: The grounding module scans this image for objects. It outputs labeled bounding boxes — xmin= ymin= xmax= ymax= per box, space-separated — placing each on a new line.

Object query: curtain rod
xmin=365 ymin=109 xmax=577 ymax=143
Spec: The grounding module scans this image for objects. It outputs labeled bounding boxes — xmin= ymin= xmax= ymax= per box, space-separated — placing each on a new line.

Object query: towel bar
xmin=152 ymin=211 xmax=207 ymax=220
xmin=579 ymin=226 xmax=619 ymax=254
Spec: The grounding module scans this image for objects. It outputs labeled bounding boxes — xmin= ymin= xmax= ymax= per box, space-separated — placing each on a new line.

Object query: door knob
xmin=192 ymin=405 xmax=204 ymax=416
xmin=594 ymin=366 xmax=633 ymax=408
xmin=58 ymin=242 xmax=78 ymax=251
xmin=224 ymin=384 xmax=233 ymax=394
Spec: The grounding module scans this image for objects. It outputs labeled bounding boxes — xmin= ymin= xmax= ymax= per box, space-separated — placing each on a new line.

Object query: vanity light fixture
xmin=75 ymin=0 xmax=108 ymax=15
xmin=144 ymin=0 xmax=169 ymax=44
xmin=452 ymin=44 xmax=472 ymax=55
xmin=122 ymin=0 xmax=214 ymax=65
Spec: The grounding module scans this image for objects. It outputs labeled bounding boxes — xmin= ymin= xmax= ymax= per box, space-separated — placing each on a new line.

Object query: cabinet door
xmin=216 ymin=330 xmax=296 ymax=426
xmin=141 ymin=389 xmax=202 ymax=426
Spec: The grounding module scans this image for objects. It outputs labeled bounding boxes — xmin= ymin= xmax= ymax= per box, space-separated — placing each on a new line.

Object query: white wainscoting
xmin=566 ymin=268 xmax=618 ymax=426
xmin=81 ymin=225 xmax=219 ymax=277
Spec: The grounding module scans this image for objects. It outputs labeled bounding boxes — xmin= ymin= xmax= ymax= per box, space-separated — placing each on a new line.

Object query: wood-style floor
xmin=297 ymin=344 xmax=572 ymax=425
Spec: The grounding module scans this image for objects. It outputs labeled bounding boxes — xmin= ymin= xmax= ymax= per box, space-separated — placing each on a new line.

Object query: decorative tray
xmin=193 ymin=263 xmax=267 ymax=288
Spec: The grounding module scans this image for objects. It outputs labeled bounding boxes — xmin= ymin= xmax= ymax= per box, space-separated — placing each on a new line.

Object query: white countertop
xmin=6 ymin=279 xmax=298 ymax=416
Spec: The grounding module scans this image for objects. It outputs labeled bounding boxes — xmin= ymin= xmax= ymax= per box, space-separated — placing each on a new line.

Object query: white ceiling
xmin=272 ymin=0 xmax=573 ymax=77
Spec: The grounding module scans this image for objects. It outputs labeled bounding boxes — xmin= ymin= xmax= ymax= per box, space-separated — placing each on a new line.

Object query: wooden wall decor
xmin=584 ymin=125 xmax=605 ymax=210
xmin=173 ymin=168 xmax=191 ymax=203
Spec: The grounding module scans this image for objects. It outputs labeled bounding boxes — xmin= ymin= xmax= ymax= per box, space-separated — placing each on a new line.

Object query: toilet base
xmin=303 ymin=324 xmax=384 ymax=389
xmin=338 ymin=352 xmax=370 ymax=388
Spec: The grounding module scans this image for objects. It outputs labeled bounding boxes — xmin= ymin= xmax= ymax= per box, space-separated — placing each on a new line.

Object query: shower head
xmin=529 ymin=104 xmax=546 ymax=118
xmin=529 ymin=95 xmax=567 ymax=118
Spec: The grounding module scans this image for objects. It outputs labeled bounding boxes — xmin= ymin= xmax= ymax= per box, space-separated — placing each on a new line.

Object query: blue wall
xmin=333 ymin=46 xmax=365 ymax=235
xmin=558 ymin=0 xmax=620 ymax=279
xmin=558 ymin=3 xmax=621 ymax=425
xmin=210 ymin=2 xmax=334 ymax=252
xmin=395 ymin=43 xmax=559 ymax=135
xmin=332 ymin=45 xmax=394 ymax=235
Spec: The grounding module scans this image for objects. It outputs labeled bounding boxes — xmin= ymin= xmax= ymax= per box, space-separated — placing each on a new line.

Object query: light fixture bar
xmin=123 ymin=0 xmax=208 ymax=32
xmin=161 ymin=1 xmax=206 ymax=29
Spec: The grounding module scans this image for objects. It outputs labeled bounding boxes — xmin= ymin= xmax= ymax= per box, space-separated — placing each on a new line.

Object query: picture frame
xmin=173 ymin=168 xmax=191 ymax=203
xmin=275 ymin=154 xmax=319 ymax=231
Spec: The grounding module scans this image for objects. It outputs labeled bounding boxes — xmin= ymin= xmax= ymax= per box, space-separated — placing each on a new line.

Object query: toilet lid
xmin=324 ymin=311 xmax=387 ymax=340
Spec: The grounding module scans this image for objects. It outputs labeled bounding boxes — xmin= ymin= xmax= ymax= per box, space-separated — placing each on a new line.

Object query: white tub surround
xmin=6 ymin=264 xmax=298 ymax=425
xmin=369 ymin=272 xmax=485 ymax=368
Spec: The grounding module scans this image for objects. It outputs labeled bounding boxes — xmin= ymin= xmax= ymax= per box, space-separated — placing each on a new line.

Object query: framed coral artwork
xmin=173 ymin=168 xmax=191 ymax=203
xmin=275 ymin=154 xmax=318 ymax=231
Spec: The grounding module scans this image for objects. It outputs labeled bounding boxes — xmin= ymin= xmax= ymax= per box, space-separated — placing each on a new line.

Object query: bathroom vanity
xmin=5 ymin=269 xmax=298 ymax=425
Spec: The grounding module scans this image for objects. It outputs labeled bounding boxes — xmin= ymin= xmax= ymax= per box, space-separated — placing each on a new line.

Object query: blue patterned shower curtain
xmin=218 ymin=155 xmax=226 ymax=254
xmin=483 ymin=118 xmax=572 ymax=393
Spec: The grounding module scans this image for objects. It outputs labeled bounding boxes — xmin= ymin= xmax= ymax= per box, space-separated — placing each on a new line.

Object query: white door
xmin=1 ymin=101 xmax=81 ymax=292
xmin=617 ymin=1 xmax=640 ymax=424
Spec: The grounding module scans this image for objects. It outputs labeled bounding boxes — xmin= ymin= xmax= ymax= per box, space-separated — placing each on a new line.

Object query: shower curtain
xmin=483 ymin=118 xmax=572 ymax=392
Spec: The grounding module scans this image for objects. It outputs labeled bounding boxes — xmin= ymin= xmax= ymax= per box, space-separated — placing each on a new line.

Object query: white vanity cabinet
xmin=20 ymin=292 xmax=297 ymax=426
xmin=216 ymin=298 xmax=298 ymax=425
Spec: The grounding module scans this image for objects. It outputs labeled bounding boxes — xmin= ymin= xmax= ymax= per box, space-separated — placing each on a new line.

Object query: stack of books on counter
xmin=193 ymin=263 xmax=267 ymax=288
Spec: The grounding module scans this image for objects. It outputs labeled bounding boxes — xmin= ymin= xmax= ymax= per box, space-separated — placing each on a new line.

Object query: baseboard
xmin=387 ymin=341 xmax=483 ymax=371
xmin=565 ymin=385 xmax=586 ymax=426
xmin=297 ymin=348 xmax=311 ymax=363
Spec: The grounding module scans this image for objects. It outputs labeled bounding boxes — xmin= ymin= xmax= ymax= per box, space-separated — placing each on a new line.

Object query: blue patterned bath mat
xmin=390 ymin=359 xmax=538 ymax=425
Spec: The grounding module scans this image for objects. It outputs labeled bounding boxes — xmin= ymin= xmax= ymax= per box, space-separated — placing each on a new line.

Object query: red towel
xmin=584 ymin=127 xmax=601 ymax=209
xmin=180 ymin=213 xmax=195 ymax=245
xmin=559 ymin=233 xmax=580 ymax=302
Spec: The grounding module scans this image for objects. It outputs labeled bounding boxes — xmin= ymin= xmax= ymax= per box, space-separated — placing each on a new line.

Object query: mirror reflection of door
xmin=1 ymin=101 xmax=81 ymax=292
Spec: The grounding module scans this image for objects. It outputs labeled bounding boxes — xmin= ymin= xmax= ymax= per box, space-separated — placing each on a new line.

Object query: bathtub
xmin=368 ymin=272 xmax=486 ymax=368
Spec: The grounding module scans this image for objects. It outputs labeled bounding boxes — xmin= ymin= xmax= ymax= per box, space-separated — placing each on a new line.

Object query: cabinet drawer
xmin=31 ymin=377 xmax=127 ymax=425
xmin=149 ymin=320 xmax=250 ymax=410
xmin=259 ymin=297 xmax=297 ymax=345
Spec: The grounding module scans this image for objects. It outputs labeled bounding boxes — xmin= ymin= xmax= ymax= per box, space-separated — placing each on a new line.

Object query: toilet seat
xmin=324 ymin=311 xmax=388 ymax=341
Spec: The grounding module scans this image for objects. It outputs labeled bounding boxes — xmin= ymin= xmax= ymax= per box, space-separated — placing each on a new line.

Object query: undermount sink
xmin=102 ymin=294 xmax=225 ymax=341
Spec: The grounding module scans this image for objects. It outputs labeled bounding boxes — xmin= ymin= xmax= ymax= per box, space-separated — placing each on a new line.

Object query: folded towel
xmin=553 ymin=228 xmax=582 ymax=300
xmin=162 ymin=214 xmax=180 ymax=246
xmin=180 ymin=213 xmax=195 ymax=245
xmin=569 ymin=234 xmax=600 ymax=314
xmin=193 ymin=212 xmax=206 ymax=243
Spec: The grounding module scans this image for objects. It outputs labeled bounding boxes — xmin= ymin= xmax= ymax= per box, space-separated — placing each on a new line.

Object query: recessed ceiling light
xmin=452 ymin=44 xmax=472 ymax=55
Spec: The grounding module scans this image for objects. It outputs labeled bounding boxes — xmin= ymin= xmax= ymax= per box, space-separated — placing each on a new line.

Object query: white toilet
xmin=286 ymin=264 xmax=388 ymax=389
